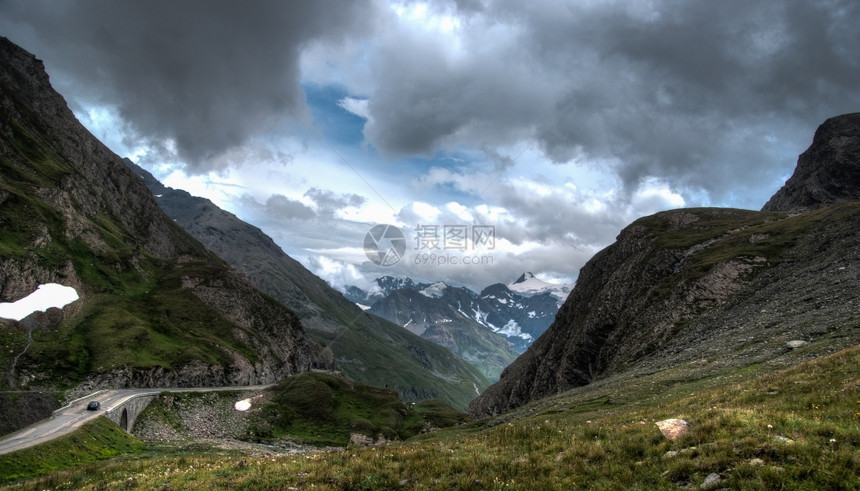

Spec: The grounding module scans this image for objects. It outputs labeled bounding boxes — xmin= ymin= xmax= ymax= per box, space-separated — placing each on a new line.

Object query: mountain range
xmin=344 ymin=274 xmax=568 ymax=380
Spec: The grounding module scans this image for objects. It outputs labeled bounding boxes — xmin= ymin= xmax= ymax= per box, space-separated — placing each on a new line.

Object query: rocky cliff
xmin=763 ymin=113 xmax=860 ymax=212
xmin=470 ymin=115 xmax=860 ymax=417
xmin=0 ymin=37 xmax=314 ymax=403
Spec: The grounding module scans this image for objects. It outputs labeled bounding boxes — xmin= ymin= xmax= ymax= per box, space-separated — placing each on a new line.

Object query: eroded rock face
xmin=763 ymin=113 xmax=860 ymax=212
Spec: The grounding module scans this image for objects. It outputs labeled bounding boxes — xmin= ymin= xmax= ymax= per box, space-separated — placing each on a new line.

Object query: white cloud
xmin=337 ymin=97 xmax=371 ymax=120
xmin=630 ymin=178 xmax=686 ymax=215
xmin=307 ymin=254 xmax=370 ymax=291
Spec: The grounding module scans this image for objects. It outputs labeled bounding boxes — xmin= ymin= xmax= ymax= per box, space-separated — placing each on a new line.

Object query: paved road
xmin=0 ymin=385 xmax=272 ymax=456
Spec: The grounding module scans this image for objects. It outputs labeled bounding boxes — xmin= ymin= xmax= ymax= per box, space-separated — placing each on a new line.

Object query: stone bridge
xmin=104 ymin=393 xmax=159 ymax=432
xmin=101 ymin=385 xmax=273 ymax=433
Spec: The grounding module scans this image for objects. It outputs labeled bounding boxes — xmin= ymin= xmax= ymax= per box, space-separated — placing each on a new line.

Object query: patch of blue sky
xmin=302 ymin=82 xmax=367 ymax=147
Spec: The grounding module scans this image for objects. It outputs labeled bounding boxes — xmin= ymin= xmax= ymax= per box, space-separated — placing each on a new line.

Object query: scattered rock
xmin=749 ymin=458 xmax=765 ymax=466
xmin=787 ymin=340 xmax=808 ymax=349
xmin=774 ymin=435 xmax=795 ymax=444
xmin=655 ymin=419 xmax=690 ymax=442
xmin=749 ymin=233 xmax=770 ymax=244
xmin=349 ymin=433 xmax=389 ymax=447
xmin=664 ymin=446 xmax=702 ymax=459
xmin=700 ymin=472 xmax=722 ymax=490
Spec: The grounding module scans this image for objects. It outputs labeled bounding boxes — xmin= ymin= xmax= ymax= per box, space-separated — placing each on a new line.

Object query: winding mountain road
xmin=0 ymin=385 xmax=272 ymax=456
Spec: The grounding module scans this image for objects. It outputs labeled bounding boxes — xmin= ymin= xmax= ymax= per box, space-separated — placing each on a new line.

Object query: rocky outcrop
xmin=763 ymin=113 xmax=860 ymax=212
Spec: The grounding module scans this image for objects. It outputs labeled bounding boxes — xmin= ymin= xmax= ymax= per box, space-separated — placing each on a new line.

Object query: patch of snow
xmin=404 ymin=319 xmax=413 ymax=328
xmin=497 ymin=319 xmax=533 ymax=341
xmin=0 ymin=283 xmax=79 ymax=321
xmin=356 ymin=303 xmax=371 ymax=311
xmin=472 ymin=306 xmax=489 ymax=326
xmin=473 ymin=383 xmax=481 ymax=396
xmin=155 ymin=194 xmax=163 ymax=198
xmin=528 ymin=311 xmax=536 ymax=318
xmin=496 ymin=298 xmax=508 ymax=304
xmin=234 ymin=399 xmax=252 ymax=411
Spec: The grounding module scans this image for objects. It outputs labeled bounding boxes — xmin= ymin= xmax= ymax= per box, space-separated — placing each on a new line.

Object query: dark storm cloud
xmin=362 ymin=0 xmax=860 ymax=204
xmin=264 ymin=195 xmax=316 ymax=221
xmin=0 ymin=0 xmax=371 ymax=172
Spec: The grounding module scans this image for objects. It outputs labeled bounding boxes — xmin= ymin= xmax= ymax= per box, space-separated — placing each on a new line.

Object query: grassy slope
xmin=5 ymin=343 xmax=857 ymax=489
xmin=640 ymin=204 xmax=858 ymax=299
xmin=246 ymin=372 xmax=467 ymax=446
xmin=0 ymin=417 xmax=144 ymax=486
xmin=307 ymin=315 xmax=488 ymax=411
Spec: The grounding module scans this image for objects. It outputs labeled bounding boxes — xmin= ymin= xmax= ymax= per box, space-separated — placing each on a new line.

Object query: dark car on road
xmin=86 ymin=401 xmax=100 ymax=411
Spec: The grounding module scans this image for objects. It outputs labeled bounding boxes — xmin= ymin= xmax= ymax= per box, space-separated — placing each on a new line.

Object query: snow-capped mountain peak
xmin=344 ymin=273 xmax=568 ymax=353
xmin=508 ymin=272 xmax=571 ymax=301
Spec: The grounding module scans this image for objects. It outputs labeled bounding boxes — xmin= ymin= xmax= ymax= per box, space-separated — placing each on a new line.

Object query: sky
xmin=2 ymin=0 xmax=859 ymax=292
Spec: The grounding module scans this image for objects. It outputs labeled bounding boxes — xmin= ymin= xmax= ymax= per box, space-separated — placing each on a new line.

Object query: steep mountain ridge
xmin=471 ymin=114 xmax=860 ymax=417
xmin=126 ymin=161 xmax=489 ymax=409
xmin=763 ymin=112 xmax=860 ymax=212
xmin=0 ymin=37 xmax=313 ymax=425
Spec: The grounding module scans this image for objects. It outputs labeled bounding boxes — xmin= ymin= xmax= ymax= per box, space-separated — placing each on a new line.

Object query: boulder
xmin=655 ymin=418 xmax=690 ymax=442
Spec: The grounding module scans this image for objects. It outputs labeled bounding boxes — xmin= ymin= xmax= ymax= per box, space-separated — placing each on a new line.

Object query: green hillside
xmin=247 ymin=372 xmax=467 ymax=446
xmin=0 ymin=37 xmax=314 ymax=431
